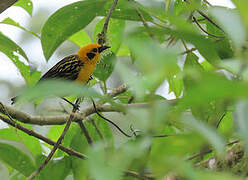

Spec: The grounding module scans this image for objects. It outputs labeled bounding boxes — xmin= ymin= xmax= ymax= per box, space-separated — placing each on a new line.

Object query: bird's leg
xmin=61 ymin=97 xmax=80 ymax=111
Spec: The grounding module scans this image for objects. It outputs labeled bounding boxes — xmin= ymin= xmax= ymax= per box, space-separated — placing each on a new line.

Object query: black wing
xmin=40 ymin=55 xmax=84 ymax=81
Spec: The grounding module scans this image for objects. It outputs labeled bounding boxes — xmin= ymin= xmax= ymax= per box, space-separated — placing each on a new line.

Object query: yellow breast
xmin=76 ymin=63 xmax=96 ymax=83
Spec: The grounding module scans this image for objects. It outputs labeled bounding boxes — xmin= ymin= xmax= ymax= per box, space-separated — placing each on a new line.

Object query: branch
xmin=1 ymin=101 xmax=153 ymax=125
xmin=0 ymin=114 xmax=87 ymax=159
xmin=27 ymin=99 xmax=80 ymax=179
xmin=78 ymin=120 xmax=93 ymax=145
xmin=98 ymin=0 xmax=119 ymax=45
xmin=0 ymin=0 xmax=17 ymax=14
xmin=132 ymin=2 xmax=156 ymax=41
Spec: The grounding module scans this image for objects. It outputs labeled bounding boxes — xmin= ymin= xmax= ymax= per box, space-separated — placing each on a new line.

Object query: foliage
xmin=0 ymin=0 xmax=248 ymax=179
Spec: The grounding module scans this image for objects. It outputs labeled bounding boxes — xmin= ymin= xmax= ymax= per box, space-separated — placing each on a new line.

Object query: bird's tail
xmin=11 ymin=96 xmax=17 ymax=105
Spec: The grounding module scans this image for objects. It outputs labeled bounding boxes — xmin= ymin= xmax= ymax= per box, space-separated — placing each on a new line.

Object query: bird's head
xmin=77 ymin=43 xmax=110 ymax=64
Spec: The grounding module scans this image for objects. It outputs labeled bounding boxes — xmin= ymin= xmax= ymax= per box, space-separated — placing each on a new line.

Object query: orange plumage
xmin=11 ymin=43 xmax=110 ymax=104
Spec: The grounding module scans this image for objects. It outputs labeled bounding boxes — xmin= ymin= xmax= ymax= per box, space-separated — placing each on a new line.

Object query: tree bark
xmin=0 ymin=0 xmax=17 ymax=14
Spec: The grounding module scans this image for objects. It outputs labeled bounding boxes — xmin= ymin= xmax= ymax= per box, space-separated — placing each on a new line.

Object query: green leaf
xmin=209 ymin=7 xmax=246 ymax=49
xmin=0 ymin=32 xmax=41 ymax=85
xmin=180 ymin=71 xmax=248 ymax=108
xmin=47 ymin=123 xmax=78 ymax=156
xmin=232 ymin=0 xmax=248 ymax=30
xmin=16 ymin=80 xmax=102 ymax=104
xmin=88 ymin=143 xmax=124 ymax=180
xmin=35 ymin=155 xmax=71 ymax=180
xmin=69 ymin=29 xmax=91 ymax=47
xmin=0 ymin=32 xmax=28 ymax=60
xmin=70 ymin=126 xmax=89 ymax=180
xmin=167 ymin=65 xmax=183 ymax=98
xmin=0 ymin=18 xmax=39 ymax=38
xmin=0 ymin=142 xmax=35 ymax=176
xmin=183 ymin=115 xmax=225 ymax=154
xmin=12 ymin=59 xmax=41 ymax=86
xmin=41 ymin=0 xmax=107 ymax=60
xmin=13 ymin=0 xmax=33 ymax=16
xmin=218 ymin=112 xmax=233 ymax=138
xmin=234 ymin=100 xmax=248 ymax=150
xmin=94 ymin=18 xmax=125 ymax=53
xmin=0 ymin=127 xmax=42 ymax=158
xmin=93 ymin=52 xmax=116 ymax=82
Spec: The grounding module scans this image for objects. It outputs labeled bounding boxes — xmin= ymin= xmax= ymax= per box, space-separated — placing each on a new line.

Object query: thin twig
xmin=132 ymin=2 xmax=156 ymax=41
xmin=203 ymin=0 xmax=212 ymax=6
xmin=78 ymin=120 xmax=93 ymax=145
xmin=0 ymin=114 xmax=87 ymax=159
xmin=91 ymin=98 xmax=133 ymax=138
xmin=196 ymin=10 xmax=224 ymax=32
xmin=27 ymin=99 xmax=80 ymax=180
xmin=152 ymin=134 xmax=173 ymax=138
xmin=186 ymin=140 xmax=240 ymax=161
xmin=184 ymin=0 xmax=223 ymax=32
xmin=98 ymin=0 xmax=119 ymax=45
xmin=180 ymin=48 xmax=197 ymax=55
xmin=192 ymin=16 xmax=225 ymax=38
xmin=216 ymin=113 xmax=226 ymax=129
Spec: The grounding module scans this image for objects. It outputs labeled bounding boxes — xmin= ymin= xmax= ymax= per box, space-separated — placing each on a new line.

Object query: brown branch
xmin=78 ymin=120 xmax=93 ymax=145
xmin=108 ymin=84 xmax=128 ymax=97
xmin=0 ymin=0 xmax=17 ymax=14
xmin=132 ymin=2 xmax=156 ymax=41
xmin=98 ymin=0 xmax=119 ymax=45
xmin=1 ymin=101 xmax=153 ymax=125
xmin=27 ymin=99 xmax=80 ymax=180
xmin=0 ymin=114 xmax=87 ymax=159
xmin=180 ymin=48 xmax=197 ymax=55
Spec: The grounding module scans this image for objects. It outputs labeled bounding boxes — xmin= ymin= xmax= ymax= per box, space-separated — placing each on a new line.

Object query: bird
xmin=11 ymin=43 xmax=110 ymax=108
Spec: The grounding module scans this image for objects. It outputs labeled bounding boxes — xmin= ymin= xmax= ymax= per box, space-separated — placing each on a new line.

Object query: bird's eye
xmin=87 ymin=52 xmax=96 ymax=60
xmin=92 ymin=48 xmax=97 ymax=53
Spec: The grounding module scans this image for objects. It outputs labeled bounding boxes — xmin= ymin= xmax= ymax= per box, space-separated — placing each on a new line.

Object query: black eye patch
xmin=87 ymin=52 xmax=96 ymax=59
xmin=92 ymin=48 xmax=97 ymax=53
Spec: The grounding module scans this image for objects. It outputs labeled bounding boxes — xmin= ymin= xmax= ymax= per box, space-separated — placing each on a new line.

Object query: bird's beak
xmin=98 ymin=45 xmax=111 ymax=53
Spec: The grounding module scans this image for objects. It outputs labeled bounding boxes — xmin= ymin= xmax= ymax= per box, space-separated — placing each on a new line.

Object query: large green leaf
xmin=233 ymin=100 xmax=248 ymax=150
xmin=0 ymin=142 xmax=35 ymax=176
xmin=70 ymin=125 xmax=89 ymax=180
xmin=209 ymin=7 xmax=246 ymax=49
xmin=69 ymin=29 xmax=91 ymax=47
xmin=13 ymin=0 xmax=33 ymax=16
xmin=183 ymin=115 xmax=225 ymax=154
xmin=41 ymin=0 xmax=107 ymax=60
xmin=0 ymin=18 xmax=39 ymax=38
xmin=16 ymin=80 xmax=102 ymax=103
xmin=232 ymin=0 xmax=248 ymax=29
xmin=0 ymin=128 xmax=42 ymax=158
xmin=0 ymin=32 xmax=28 ymax=60
xmin=0 ymin=32 xmax=41 ymax=85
